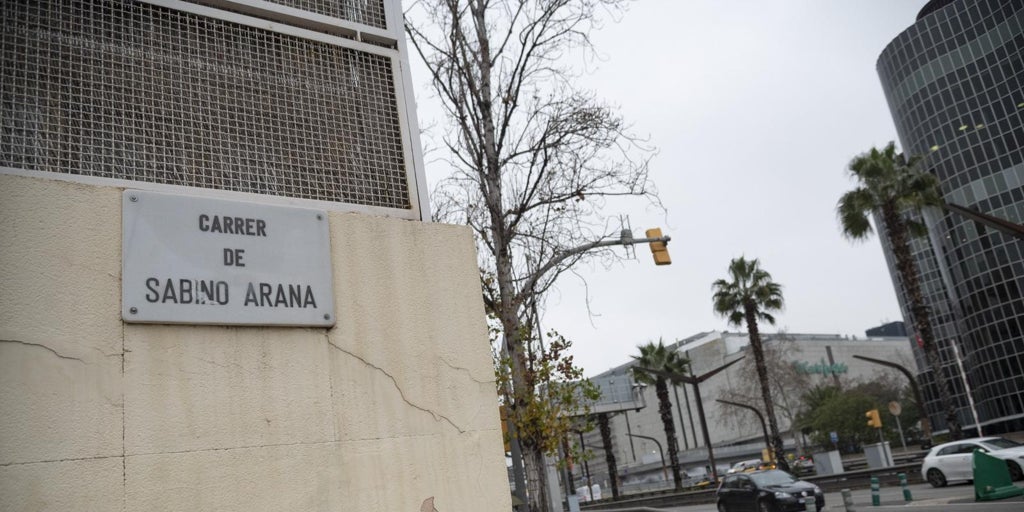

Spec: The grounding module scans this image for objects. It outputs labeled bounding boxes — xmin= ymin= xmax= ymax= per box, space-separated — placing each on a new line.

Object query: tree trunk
xmin=881 ymin=204 xmax=962 ymax=439
xmin=743 ymin=302 xmax=789 ymax=471
xmin=470 ymin=0 xmax=555 ymax=503
xmin=524 ymin=445 xmax=548 ymax=512
xmin=655 ymin=379 xmax=683 ymax=490
xmin=562 ymin=437 xmax=575 ymax=495
xmin=672 ymin=385 xmax=689 ymax=450
xmin=598 ymin=413 xmax=619 ymax=499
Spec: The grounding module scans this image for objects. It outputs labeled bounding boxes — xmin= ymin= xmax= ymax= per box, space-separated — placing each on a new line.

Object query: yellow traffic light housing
xmin=645 ymin=228 xmax=671 ymax=266
xmin=866 ymin=409 xmax=882 ymax=429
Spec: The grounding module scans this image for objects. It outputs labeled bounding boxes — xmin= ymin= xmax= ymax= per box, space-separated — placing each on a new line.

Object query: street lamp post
xmin=682 ymin=359 xmax=699 ymax=448
xmin=673 ymin=385 xmax=689 ymax=450
xmin=626 ymin=433 xmax=667 ymax=481
xmin=626 ymin=382 xmax=647 ymax=461
xmin=716 ymin=399 xmax=770 ymax=457
xmin=623 ymin=410 xmax=637 ymax=462
xmin=636 ymin=357 xmax=744 ymax=484
xmin=852 ymin=354 xmax=932 ymax=443
xmin=576 ymin=430 xmax=594 ymax=501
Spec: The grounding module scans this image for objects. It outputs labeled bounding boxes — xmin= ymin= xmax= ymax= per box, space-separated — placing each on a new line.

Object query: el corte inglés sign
xmin=793 ymin=359 xmax=848 ymax=376
xmin=122 ymin=190 xmax=335 ymax=326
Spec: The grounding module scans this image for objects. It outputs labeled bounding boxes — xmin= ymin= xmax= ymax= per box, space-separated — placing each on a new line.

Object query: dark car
xmin=716 ymin=469 xmax=824 ymax=512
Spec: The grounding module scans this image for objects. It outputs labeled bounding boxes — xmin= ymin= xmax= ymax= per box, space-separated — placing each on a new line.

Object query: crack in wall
xmin=126 ymin=438 xmax=341 ymax=458
xmin=0 ymin=439 xmax=332 ymax=467
xmin=327 ymin=341 xmax=467 ymax=434
xmin=0 ymin=339 xmax=86 ymax=363
xmin=439 ymin=357 xmax=493 ymax=386
xmin=323 ymin=333 xmax=340 ymax=442
xmin=120 ymin=321 xmax=126 ymax=511
xmin=0 ymin=453 xmax=123 ymax=468
xmin=2 ymin=434 xmax=458 ymax=468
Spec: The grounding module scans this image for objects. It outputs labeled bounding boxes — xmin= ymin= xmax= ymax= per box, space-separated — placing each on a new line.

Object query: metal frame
xmin=141 ymin=0 xmax=430 ymax=221
xmin=1 ymin=166 xmax=409 ymax=218
xmin=3 ymin=0 xmax=430 ymax=221
xmin=179 ymin=0 xmax=398 ymax=43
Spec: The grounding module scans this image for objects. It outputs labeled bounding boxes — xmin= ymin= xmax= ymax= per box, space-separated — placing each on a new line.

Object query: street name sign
xmin=122 ymin=190 xmax=336 ymax=327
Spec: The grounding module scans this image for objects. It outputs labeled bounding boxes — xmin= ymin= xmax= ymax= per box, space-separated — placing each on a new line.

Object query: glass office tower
xmin=876 ymin=0 xmax=1024 ymax=435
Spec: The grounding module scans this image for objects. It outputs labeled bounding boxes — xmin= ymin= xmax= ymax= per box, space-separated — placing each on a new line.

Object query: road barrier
xmin=841 ymin=488 xmax=855 ymax=511
xmin=898 ymin=472 xmax=913 ymax=502
xmin=870 ymin=476 xmax=880 ymax=506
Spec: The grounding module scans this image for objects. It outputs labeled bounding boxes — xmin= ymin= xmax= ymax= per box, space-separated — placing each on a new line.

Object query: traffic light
xmin=866 ymin=409 xmax=882 ymax=429
xmin=645 ymin=228 xmax=671 ymax=266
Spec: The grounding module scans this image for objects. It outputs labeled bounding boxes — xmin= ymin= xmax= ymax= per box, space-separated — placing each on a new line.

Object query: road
xmin=643 ymin=481 xmax=1024 ymax=511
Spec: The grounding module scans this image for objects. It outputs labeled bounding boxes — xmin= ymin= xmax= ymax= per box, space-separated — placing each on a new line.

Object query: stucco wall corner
xmin=0 ymin=173 xmax=125 ymax=467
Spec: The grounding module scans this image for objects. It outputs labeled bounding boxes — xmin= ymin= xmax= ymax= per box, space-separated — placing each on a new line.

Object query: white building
xmin=577 ymin=330 xmax=914 ymax=492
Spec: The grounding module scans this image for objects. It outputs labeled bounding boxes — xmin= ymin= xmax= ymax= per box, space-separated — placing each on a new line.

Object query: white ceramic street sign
xmin=122 ymin=190 xmax=336 ymax=326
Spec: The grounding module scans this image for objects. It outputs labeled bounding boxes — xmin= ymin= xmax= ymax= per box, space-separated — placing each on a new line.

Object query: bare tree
xmin=718 ymin=332 xmax=811 ymax=455
xmin=405 ymin=1 xmax=658 ymax=510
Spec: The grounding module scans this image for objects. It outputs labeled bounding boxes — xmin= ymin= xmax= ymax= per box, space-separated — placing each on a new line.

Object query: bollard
xmin=898 ymin=472 xmax=913 ymax=502
xmin=841 ymin=488 xmax=856 ymax=512
xmin=870 ymin=476 xmax=880 ymax=506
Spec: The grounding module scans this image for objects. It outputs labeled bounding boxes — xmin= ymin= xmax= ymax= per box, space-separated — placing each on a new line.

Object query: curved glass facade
xmin=876 ymin=0 xmax=1024 ymax=435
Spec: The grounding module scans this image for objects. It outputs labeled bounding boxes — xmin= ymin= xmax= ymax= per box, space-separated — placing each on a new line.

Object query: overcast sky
xmin=410 ymin=0 xmax=928 ymax=377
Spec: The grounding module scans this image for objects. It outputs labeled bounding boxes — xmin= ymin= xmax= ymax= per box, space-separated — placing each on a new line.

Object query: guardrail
xmin=579 ymin=462 xmax=924 ymax=511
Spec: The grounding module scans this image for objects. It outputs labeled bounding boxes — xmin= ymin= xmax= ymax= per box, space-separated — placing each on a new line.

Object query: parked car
xmin=791 ymin=455 xmax=815 ymax=475
xmin=921 ymin=436 xmax=1024 ymax=487
xmin=716 ymin=469 xmax=824 ymax=512
xmin=727 ymin=459 xmax=769 ymax=474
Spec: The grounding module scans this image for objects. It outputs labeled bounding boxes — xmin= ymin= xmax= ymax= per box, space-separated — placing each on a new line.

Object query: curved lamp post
xmin=716 ymin=398 xmax=770 ymax=457
xmin=626 ymin=433 xmax=667 ymax=481
xmin=635 ymin=357 xmax=744 ymax=484
xmin=852 ymin=354 xmax=932 ymax=442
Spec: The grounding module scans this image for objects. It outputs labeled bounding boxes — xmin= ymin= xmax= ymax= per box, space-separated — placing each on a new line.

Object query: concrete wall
xmin=0 ymin=173 xmax=511 ymax=511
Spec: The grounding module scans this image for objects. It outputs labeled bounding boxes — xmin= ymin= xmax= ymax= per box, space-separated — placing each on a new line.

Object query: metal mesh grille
xmin=1 ymin=0 xmax=411 ymax=209
xmin=270 ymin=0 xmax=388 ymax=29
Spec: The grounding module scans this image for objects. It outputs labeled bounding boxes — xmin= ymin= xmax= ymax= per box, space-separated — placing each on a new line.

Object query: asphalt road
xmin=647 ymin=481 xmax=1024 ymax=512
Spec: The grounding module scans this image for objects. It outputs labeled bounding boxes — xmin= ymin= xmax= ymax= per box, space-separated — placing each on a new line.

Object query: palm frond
xmin=837 ymin=188 xmax=875 ymax=241
xmin=714 ymin=256 xmax=783 ymax=328
xmin=840 ymin=141 xmax=943 ymax=244
xmin=905 ymin=218 xmax=929 ymax=238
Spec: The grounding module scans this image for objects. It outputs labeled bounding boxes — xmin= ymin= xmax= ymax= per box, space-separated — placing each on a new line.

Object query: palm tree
xmin=712 ymin=257 xmax=789 ymax=471
xmin=837 ymin=141 xmax=961 ymax=439
xmin=631 ymin=340 xmax=689 ymax=490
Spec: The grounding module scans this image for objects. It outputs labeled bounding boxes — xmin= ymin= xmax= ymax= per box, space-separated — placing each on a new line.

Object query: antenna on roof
xmin=618 ymin=215 xmax=636 ymax=260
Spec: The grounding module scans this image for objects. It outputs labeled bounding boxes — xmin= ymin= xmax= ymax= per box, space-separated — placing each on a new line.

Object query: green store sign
xmin=794 ymin=359 xmax=848 ymax=376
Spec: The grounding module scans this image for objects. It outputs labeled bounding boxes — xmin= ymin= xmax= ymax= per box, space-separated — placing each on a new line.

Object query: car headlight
xmin=774 ymin=491 xmax=790 ymax=499
xmin=813 ymin=485 xmax=822 ymax=494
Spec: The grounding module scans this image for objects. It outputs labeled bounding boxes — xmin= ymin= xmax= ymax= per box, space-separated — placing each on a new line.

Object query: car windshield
xmin=749 ymin=470 xmax=798 ymax=486
xmin=981 ymin=438 xmax=1022 ymax=450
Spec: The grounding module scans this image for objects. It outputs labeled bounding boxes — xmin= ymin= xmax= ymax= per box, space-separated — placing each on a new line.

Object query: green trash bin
xmin=973 ymin=449 xmax=1024 ymax=501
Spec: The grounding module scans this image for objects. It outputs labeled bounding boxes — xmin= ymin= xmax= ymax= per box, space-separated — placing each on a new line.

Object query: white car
xmin=727 ymin=458 xmax=768 ymax=474
xmin=921 ymin=437 xmax=1024 ymax=487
